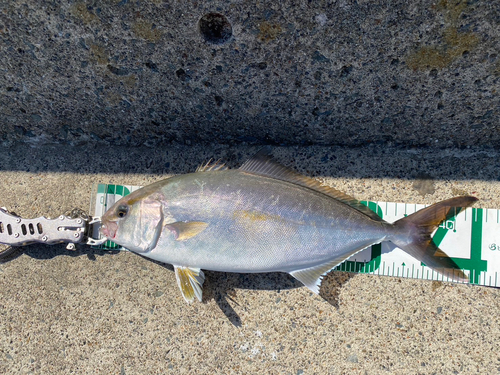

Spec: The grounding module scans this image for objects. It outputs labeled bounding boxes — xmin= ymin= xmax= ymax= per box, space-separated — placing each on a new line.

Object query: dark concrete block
xmin=0 ymin=0 xmax=498 ymax=147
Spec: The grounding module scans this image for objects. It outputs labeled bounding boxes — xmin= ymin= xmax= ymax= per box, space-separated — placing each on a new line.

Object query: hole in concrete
xmin=214 ymin=95 xmax=223 ymax=106
xmin=175 ymin=68 xmax=191 ymax=82
xmin=199 ymin=13 xmax=232 ymax=44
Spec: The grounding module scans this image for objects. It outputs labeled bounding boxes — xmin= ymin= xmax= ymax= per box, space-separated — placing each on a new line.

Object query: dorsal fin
xmin=196 ymin=159 xmax=227 ymax=172
xmin=240 ymin=148 xmax=383 ymax=221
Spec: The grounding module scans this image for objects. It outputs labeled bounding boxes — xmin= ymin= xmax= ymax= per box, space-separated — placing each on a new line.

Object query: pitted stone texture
xmin=0 ymin=0 xmax=498 ymax=147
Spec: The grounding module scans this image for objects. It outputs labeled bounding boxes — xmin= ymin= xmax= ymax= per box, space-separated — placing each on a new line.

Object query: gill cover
xmin=122 ymin=198 xmax=163 ymax=253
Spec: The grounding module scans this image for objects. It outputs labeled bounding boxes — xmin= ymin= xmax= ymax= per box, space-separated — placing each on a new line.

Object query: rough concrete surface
xmin=0 ymin=144 xmax=499 ymax=374
xmin=0 ymin=0 xmax=499 ymax=148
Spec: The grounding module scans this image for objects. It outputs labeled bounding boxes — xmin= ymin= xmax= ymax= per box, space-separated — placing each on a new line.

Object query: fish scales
xmin=148 ymin=170 xmax=388 ymax=272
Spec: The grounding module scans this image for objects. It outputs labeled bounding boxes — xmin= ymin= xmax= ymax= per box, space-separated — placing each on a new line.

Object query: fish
xmin=100 ymin=149 xmax=477 ymax=303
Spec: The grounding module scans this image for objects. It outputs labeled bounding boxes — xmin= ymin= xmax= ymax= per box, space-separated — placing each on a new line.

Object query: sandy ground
xmin=0 ymin=144 xmax=499 ymax=374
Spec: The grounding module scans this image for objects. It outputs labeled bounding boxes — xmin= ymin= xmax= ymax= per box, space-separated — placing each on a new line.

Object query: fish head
xmin=100 ymin=192 xmax=164 ymax=253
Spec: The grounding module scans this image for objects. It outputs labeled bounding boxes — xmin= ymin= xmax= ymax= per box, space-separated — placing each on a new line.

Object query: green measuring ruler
xmin=91 ymin=183 xmax=499 ymax=287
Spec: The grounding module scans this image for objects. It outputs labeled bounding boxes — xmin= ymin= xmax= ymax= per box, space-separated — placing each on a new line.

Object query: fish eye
xmin=116 ymin=205 xmax=129 ymax=218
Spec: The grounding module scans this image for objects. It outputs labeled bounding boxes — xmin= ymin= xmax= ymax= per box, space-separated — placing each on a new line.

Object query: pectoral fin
xmin=165 ymin=221 xmax=208 ymax=241
xmin=174 ymin=266 xmax=205 ymax=303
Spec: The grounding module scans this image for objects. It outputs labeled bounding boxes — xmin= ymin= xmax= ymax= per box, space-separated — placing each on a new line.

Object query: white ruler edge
xmin=92 ymin=184 xmax=500 ymax=287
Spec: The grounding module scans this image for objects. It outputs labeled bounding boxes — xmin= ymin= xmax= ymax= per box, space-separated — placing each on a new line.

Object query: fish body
xmin=116 ymin=170 xmax=388 ymax=272
xmin=101 ymin=150 xmax=477 ymax=303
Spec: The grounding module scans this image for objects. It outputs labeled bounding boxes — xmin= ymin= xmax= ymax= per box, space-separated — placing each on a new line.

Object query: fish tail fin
xmin=391 ymin=196 xmax=478 ymax=282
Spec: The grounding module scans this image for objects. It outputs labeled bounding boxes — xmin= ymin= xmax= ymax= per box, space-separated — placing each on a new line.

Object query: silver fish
xmin=100 ymin=150 xmax=477 ymax=303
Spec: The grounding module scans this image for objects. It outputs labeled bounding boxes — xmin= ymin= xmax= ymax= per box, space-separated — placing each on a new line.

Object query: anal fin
xmin=290 ymin=257 xmax=351 ymax=294
xmin=289 ymin=242 xmax=377 ymax=294
xmin=174 ymin=266 xmax=205 ymax=303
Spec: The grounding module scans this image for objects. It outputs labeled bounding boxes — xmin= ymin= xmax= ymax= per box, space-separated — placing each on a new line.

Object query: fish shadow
xmin=141 ymin=259 xmax=312 ymax=327
xmin=320 ymin=271 xmax=358 ymax=308
xmin=203 ymin=271 xmax=301 ymax=327
xmin=145 ymin=262 xmax=305 ymax=327
xmin=201 ymin=270 xmax=357 ymax=325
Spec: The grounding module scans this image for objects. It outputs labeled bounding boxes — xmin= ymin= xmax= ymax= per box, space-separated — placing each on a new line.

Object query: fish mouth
xmin=100 ymin=221 xmax=118 ymax=239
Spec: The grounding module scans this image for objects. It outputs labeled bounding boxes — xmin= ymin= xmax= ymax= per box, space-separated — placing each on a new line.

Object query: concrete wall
xmin=1 ymin=0 xmax=498 ymax=148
